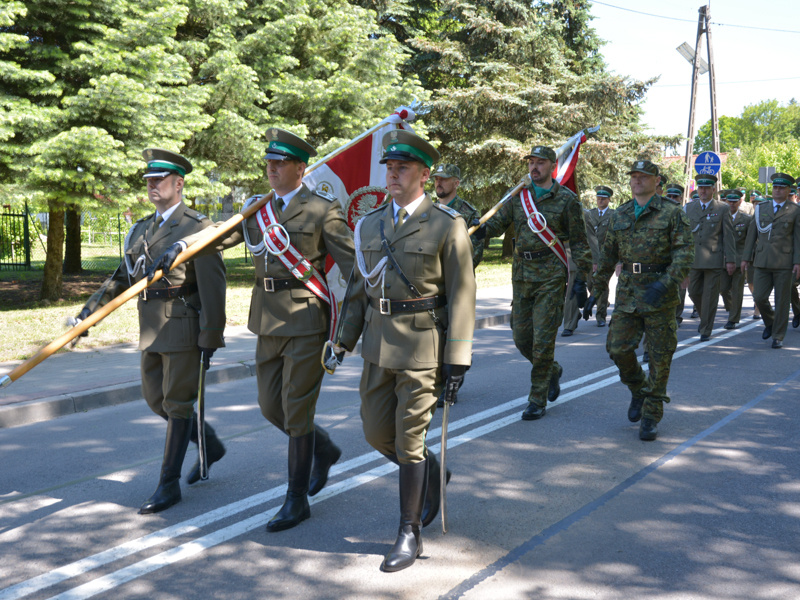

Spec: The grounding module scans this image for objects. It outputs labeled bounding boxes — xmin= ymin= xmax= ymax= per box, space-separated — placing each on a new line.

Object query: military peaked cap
xmin=380 ymin=129 xmax=440 ymax=168
xmin=264 ymin=128 xmax=317 ymax=163
xmin=725 ymin=189 xmax=744 ymax=200
xmin=595 ymin=185 xmax=613 ymax=198
xmin=142 ymin=148 xmax=192 ymax=178
xmin=665 ymin=183 xmax=684 ymax=196
xmin=696 ymin=173 xmax=718 ymax=187
xmin=771 ymin=172 xmax=795 ymax=187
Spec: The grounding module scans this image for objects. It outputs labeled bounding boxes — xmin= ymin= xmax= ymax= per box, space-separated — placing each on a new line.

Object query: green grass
xmin=0 ymin=240 xmax=511 ymax=362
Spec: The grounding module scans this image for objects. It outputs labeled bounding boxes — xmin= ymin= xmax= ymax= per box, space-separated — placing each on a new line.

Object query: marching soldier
xmin=683 ymin=174 xmax=735 ymax=341
xmin=592 ymin=160 xmax=693 ymax=441
xmin=337 ymin=130 xmax=476 ymax=572
xmin=151 ymin=129 xmax=355 ymax=530
xmin=432 ymin=163 xmax=486 ymax=268
xmin=583 ymin=185 xmax=616 ymax=327
xmin=719 ymin=190 xmax=752 ymax=329
xmin=478 ymin=145 xmax=592 ymax=420
xmin=791 ymin=183 xmax=800 ymax=329
xmin=741 ymin=173 xmax=800 ymax=348
xmin=73 ymin=149 xmax=227 ymax=514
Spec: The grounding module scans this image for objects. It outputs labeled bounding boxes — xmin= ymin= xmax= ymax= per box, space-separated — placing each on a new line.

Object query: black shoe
xmin=752 ymin=314 xmax=761 ymax=320
xmin=794 ymin=314 xmax=800 ymax=328
xmin=772 ymin=339 xmax=783 ymax=349
xmin=723 ymin=321 xmax=736 ymax=330
xmin=267 ymin=432 xmax=314 ymax=532
xmin=762 ymin=326 xmax=772 ymax=340
xmin=690 ymin=309 xmax=698 ymax=318
xmin=639 ymin=418 xmax=658 ymax=441
xmin=187 ymin=417 xmax=226 ymax=485
xmin=700 ymin=334 xmax=710 ymax=342
xmin=547 ymin=364 xmax=563 ymax=403
xmin=642 ymin=351 xmax=649 ymax=363
xmin=381 ymin=462 xmax=426 ymax=573
xmin=561 ymin=329 xmax=573 ymax=337
xmin=309 ymin=426 xmax=342 ymax=497
xmin=421 ymin=452 xmax=451 ymax=528
xmin=628 ymin=395 xmax=644 ymax=423
xmin=139 ymin=417 xmax=192 ymax=515
xmin=521 ymin=403 xmax=546 ymax=420
xmin=597 ymin=318 xmax=606 ymax=327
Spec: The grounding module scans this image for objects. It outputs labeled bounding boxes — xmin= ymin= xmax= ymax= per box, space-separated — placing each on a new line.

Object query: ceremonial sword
xmin=196 ymin=353 xmax=209 ymax=481
xmin=440 ymin=375 xmax=460 ymax=534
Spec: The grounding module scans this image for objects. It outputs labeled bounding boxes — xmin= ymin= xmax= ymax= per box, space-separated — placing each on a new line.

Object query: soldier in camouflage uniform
xmin=478 ymin=145 xmax=592 ymax=421
xmin=432 ymin=163 xmax=485 ymax=268
xmin=592 ymin=160 xmax=693 ymax=441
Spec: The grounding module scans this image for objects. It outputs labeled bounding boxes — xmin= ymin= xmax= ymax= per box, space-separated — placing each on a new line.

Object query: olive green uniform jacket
xmin=584 ymin=207 xmax=615 ymax=265
xmin=684 ymin=199 xmax=736 ymax=269
xmin=742 ymin=201 xmax=800 ymax=268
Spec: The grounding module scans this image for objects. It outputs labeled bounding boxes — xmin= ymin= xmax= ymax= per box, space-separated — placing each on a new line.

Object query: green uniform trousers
xmin=255 ymin=332 xmax=326 ymax=437
xmin=688 ymin=268 xmax=722 ymax=337
xmin=606 ymin=309 xmax=678 ymax=422
xmin=720 ymin=266 xmax=745 ymax=324
xmin=511 ymin=277 xmax=566 ymax=407
xmin=359 ymin=361 xmax=440 ymax=464
xmin=140 ymin=349 xmax=200 ymax=420
xmin=753 ymin=268 xmax=795 ymax=342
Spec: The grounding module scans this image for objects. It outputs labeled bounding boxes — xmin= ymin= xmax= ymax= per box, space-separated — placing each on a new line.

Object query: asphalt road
xmin=2 ymin=314 xmax=799 ymax=600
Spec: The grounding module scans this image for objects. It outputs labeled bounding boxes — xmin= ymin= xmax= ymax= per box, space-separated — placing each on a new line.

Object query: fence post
xmin=23 ymin=201 xmax=31 ymax=268
xmin=117 ymin=212 xmax=123 ymax=261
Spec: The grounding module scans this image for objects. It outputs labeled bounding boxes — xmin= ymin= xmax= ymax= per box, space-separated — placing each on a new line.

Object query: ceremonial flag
xmin=552 ymin=130 xmax=589 ymax=193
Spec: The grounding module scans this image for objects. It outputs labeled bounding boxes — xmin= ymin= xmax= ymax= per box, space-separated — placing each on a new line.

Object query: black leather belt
xmin=256 ymin=277 xmax=307 ymax=292
xmin=622 ymin=263 xmax=670 ymax=274
xmin=140 ymin=282 xmax=198 ymax=300
xmin=517 ymin=248 xmax=551 ymax=260
xmin=370 ymin=295 xmax=447 ymax=315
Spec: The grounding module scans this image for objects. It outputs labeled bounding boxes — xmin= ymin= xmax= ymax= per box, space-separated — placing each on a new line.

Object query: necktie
xmin=396 ymin=207 xmax=407 ymax=228
xmin=775 ymin=204 xmax=780 ymax=214
xmin=148 ymin=214 xmax=163 ymax=238
xmin=276 ymin=197 xmax=284 ymax=215
xmin=702 ymin=203 xmax=708 ymax=212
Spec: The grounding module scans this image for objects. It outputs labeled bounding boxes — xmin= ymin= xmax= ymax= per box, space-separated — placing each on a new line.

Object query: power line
xmin=591 ymin=1 xmax=800 ymax=35
xmin=654 ymin=76 xmax=800 ymax=88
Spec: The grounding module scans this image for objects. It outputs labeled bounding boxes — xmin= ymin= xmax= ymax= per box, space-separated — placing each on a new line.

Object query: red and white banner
xmin=302 ymin=106 xmax=418 ymax=304
xmin=552 ymin=131 xmax=588 ymax=193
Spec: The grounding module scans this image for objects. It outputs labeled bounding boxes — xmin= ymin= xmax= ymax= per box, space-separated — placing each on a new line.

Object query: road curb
xmin=0 ymin=312 xmax=510 ymax=429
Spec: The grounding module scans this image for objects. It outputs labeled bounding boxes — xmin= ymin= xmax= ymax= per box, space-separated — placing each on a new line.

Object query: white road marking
xmin=0 ymin=322 xmax=760 ymax=600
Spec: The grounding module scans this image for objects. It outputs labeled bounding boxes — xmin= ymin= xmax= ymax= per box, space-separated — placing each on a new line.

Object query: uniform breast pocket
xmin=285 ymin=222 xmax=318 ymax=255
xmin=404 ymin=240 xmax=439 ymax=278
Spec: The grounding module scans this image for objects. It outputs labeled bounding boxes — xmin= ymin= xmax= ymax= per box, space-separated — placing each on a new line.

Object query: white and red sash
xmin=255 ymin=201 xmax=339 ymax=341
xmin=519 ymin=188 xmax=569 ymax=270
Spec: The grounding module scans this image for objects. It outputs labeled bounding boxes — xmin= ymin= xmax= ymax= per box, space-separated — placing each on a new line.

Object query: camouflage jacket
xmin=594 ymin=194 xmax=694 ymax=313
xmin=482 ymin=181 xmax=592 ymax=282
xmin=436 ymin=195 xmax=484 ymax=269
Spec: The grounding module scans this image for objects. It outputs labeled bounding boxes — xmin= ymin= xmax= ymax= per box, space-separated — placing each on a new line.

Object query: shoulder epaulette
xmin=313 ymin=188 xmax=337 ymax=202
xmin=135 ymin=214 xmax=151 ymax=224
xmin=434 ymin=203 xmax=461 ymax=219
xmin=365 ymin=202 xmax=391 ymax=216
xmin=184 ymin=207 xmax=207 ymax=222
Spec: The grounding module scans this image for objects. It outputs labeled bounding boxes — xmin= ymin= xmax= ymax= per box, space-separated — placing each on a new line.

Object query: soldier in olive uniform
xmin=479 ymin=146 xmax=592 ymax=421
xmin=337 ymin=130 xmax=476 ymax=572
xmin=592 ymin=161 xmax=693 ymax=441
xmin=152 ymin=129 xmax=355 ymax=531
xmin=561 ymin=247 xmax=582 ymax=335
xmin=719 ymin=190 xmax=753 ymax=329
xmin=790 ymin=184 xmax=800 ymax=328
xmin=432 ymin=163 xmax=485 ymax=268
xmin=684 ymin=174 xmax=735 ymax=341
xmin=583 ymin=185 xmax=616 ymax=326
xmin=742 ymin=173 xmax=800 ymax=348
xmin=75 ymin=149 xmax=227 ymax=514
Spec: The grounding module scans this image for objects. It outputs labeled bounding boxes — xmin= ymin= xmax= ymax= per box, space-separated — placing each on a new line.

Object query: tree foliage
xmin=695 ymin=99 xmax=800 ymax=153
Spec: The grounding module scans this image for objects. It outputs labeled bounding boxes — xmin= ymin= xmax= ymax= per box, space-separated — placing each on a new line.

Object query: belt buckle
xmin=379 ymin=298 xmax=392 ymax=315
xmin=263 ymin=277 xmax=275 ymax=292
xmin=632 ymin=263 xmax=642 ymax=274
xmin=523 ymin=251 xmax=532 ymax=260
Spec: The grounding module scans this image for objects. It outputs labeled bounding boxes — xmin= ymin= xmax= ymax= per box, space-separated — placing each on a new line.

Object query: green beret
xmin=433 ymin=163 xmax=461 ymax=179
xmin=380 ymin=129 xmax=440 ymax=168
xmin=523 ymin=145 xmax=557 ymax=163
xmin=264 ymin=128 xmax=317 ymax=163
xmin=627 ymin=160 xmax=660 ymax=176
xmin=142 ymin=148 xmax=192 ymax=178
xmin=595 ymin=185 xmax=613 ymax=198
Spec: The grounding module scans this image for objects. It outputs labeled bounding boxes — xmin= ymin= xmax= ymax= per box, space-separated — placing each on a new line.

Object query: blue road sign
xmin=695 ymin=151 xmax=721 ymax=175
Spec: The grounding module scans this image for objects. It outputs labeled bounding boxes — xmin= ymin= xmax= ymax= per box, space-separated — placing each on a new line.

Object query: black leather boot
xmin=628 ymin=394 xmax=645 ymax=423
xmin=266 ymin=432 xmax=314 ymax=532
xmin=421 ymin=451 xmax=451 ymax=528
xmin=308 ymin=425 xmax=342 ymax=497
xmin=381 ymin=461 xmax=426 ymax=572
xmin=187 ymin=413 xmax=227 ymax=485
xmin=139 ymin=417 xmax=192 ymax=514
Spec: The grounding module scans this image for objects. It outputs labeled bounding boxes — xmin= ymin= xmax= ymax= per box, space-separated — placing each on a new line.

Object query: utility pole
xmin=680 ymin=5 xmax=720 ymax=204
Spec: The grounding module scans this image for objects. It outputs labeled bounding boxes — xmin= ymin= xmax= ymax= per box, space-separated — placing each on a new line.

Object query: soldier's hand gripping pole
xmin=440 ymin=364 xmax=466 ymax=534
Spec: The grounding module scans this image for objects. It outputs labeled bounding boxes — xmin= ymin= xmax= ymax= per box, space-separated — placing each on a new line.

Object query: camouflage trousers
xmin=511 ymin=276 xmax=566 ymax=407
xmin=587 ymin=270 xmax=611 ymax=320
xmin=606 ymin=308 xmax=678 ymax=422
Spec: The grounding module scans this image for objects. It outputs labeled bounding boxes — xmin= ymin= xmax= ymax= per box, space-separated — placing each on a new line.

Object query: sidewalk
xmin=0 ymin=285 xmax=513 ymax=429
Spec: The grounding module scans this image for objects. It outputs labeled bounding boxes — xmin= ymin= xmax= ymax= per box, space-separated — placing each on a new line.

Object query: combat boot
xmin=139 ymin=417 xmax=192 ymax=514
xmin=421 ymin=451 xmax=451 ymax=527
xmin=309 ymin=425 xmax=342 ymax=497
xmin=267 ymin=432 xmax=314 ymax=532
xmin=187 ymin=414 xmax=226 ymax=485
xmin=547 ymin=364 xmax=563 ymax=403
xmin=381 ymin=461 xmax=426 ymax=572
xmin=639 ymin=418 xmax=658 ymax=441
xmin=628 ymin=394 xmax=645 ymax=423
